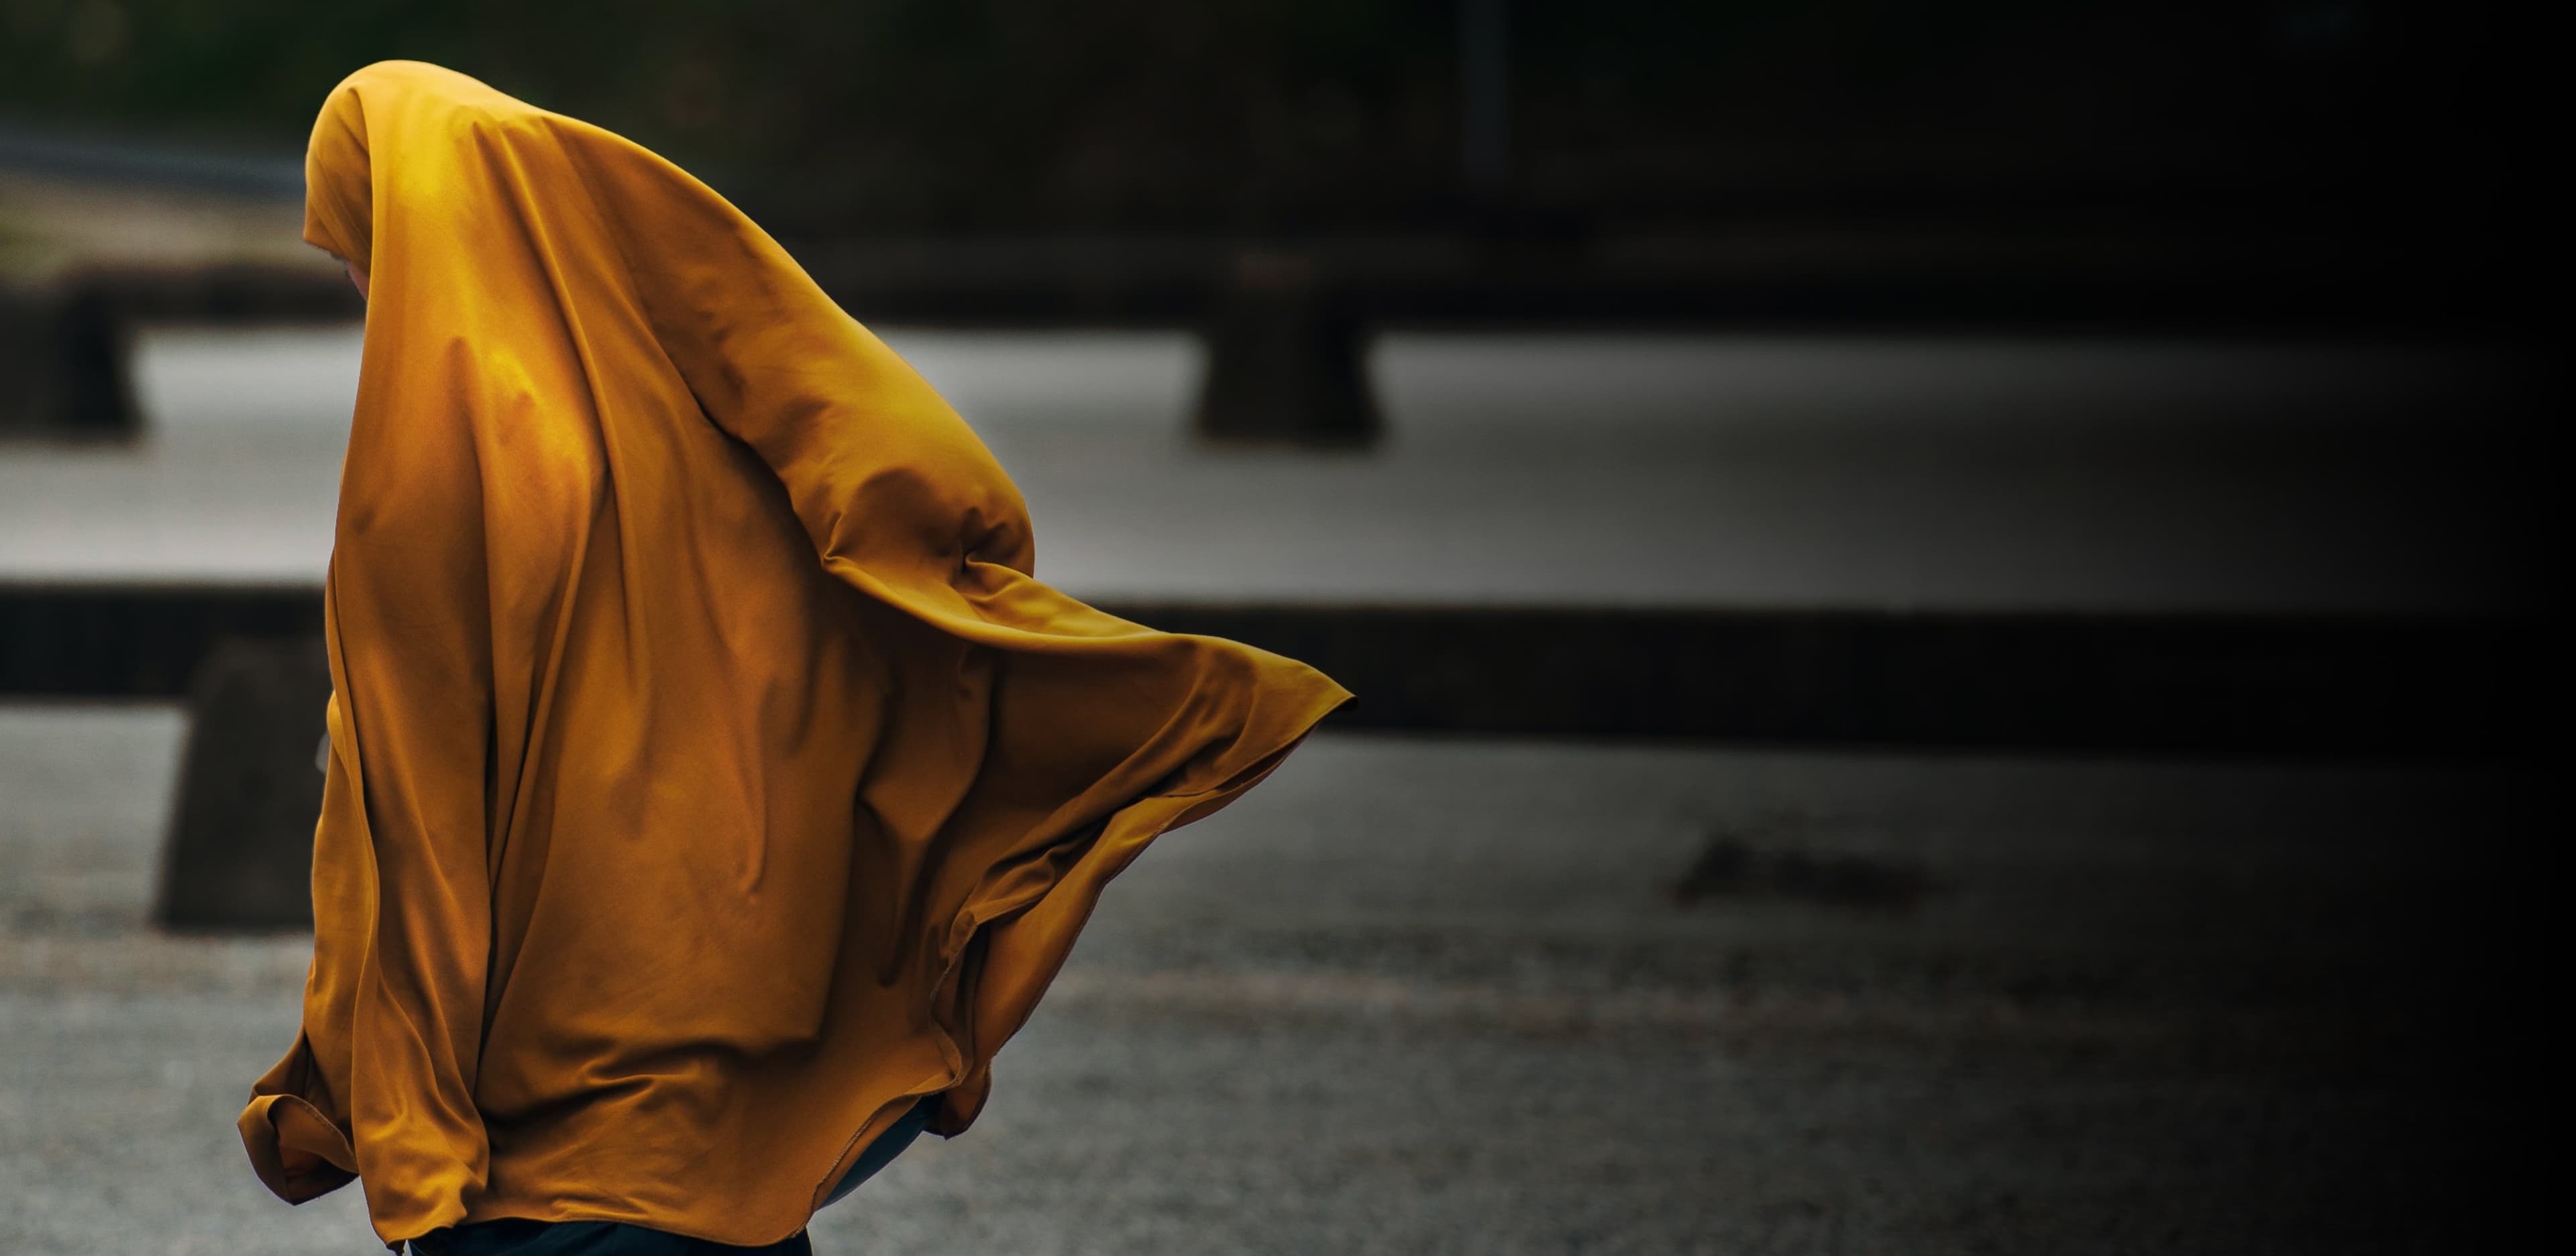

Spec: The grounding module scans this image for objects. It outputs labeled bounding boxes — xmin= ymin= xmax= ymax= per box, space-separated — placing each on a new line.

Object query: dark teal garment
xmin=817 ymin=1094 xmax=934 ymax=1208
xmin=415 ymin=1219 xmax=810 ymax=1255
xmin=407 ymin=1097 xmax=936 ymax=1255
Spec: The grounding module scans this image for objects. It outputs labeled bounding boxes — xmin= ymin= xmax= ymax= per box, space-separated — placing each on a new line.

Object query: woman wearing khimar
xmin=241 ymin=60 xmax=1352 ymax=1256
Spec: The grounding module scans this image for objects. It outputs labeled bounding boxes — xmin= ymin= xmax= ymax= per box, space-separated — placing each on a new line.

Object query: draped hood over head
xmin=241 ymin=60 xmax=1352 ymax=1249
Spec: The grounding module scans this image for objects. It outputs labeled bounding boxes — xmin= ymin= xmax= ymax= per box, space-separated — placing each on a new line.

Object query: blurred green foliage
xmin=0 ymin=0 xmax=2531 ymax=237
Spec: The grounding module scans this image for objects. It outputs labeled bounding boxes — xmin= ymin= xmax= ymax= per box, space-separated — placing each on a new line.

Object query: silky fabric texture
xmin=237 ymin=60 xmax=1353 ymax=1250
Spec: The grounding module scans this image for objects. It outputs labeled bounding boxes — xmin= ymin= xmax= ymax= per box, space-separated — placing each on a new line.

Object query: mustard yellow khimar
xmin=239 ymin=60 xmax=1353 ymax=1250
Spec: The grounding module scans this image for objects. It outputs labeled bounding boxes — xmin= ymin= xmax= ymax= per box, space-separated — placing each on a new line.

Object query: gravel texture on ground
xmin=0 ymin=704 xmax=2526 ymax=1254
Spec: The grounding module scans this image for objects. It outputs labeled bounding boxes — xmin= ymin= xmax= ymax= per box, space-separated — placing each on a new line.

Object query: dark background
xmin=3 ymin=0 xmax=2550 ymax=250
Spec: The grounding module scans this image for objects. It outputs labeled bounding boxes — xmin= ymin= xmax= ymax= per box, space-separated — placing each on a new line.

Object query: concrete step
xmin=0 ymin=584 xmax=2544 ymax=756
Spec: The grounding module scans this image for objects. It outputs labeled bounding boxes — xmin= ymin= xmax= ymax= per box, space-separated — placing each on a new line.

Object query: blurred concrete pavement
xmin=0 ymin=704 xmax=2525 ymax=1255
xmin=0 ymin=327 xmax=2549 ymax=612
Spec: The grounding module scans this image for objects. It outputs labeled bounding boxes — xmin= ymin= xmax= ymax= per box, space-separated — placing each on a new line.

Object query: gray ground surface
xmin=0 ymin=329 xmax=2546 ymax=611
xmin=0 ymin=704 xmax=2522 ymax=1254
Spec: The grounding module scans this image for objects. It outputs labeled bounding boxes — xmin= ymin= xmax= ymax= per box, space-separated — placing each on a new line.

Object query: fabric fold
xmin=237 ymin=1090 xmax=360 ymax=1203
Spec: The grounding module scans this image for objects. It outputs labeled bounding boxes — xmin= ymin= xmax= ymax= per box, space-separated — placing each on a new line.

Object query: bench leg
xmin=154 ymin=635 xmax=331 ymax=931
xmin=1195 ymin=281 xmax=1381 ymax=446
xmin=0 ymin=283 xmax=140 ymax=439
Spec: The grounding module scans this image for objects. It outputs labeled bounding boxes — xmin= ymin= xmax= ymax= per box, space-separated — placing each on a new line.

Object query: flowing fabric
xmin=237 ymin=60 xmax=1353 ymax=1250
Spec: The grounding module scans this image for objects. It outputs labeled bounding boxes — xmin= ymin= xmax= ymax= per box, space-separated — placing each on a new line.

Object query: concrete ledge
xmin=0 ymin=582 xmax=2543 ymax=757
xmin=1139 ymin=604 xmax=2548 ymax=757
xmin=3 ymin=238 xmax=2523 ymax=443
xmin=0 ymin=265 xmax=362 ymax=437
xmin=0 ymin=583 xmax=321 ymax=694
